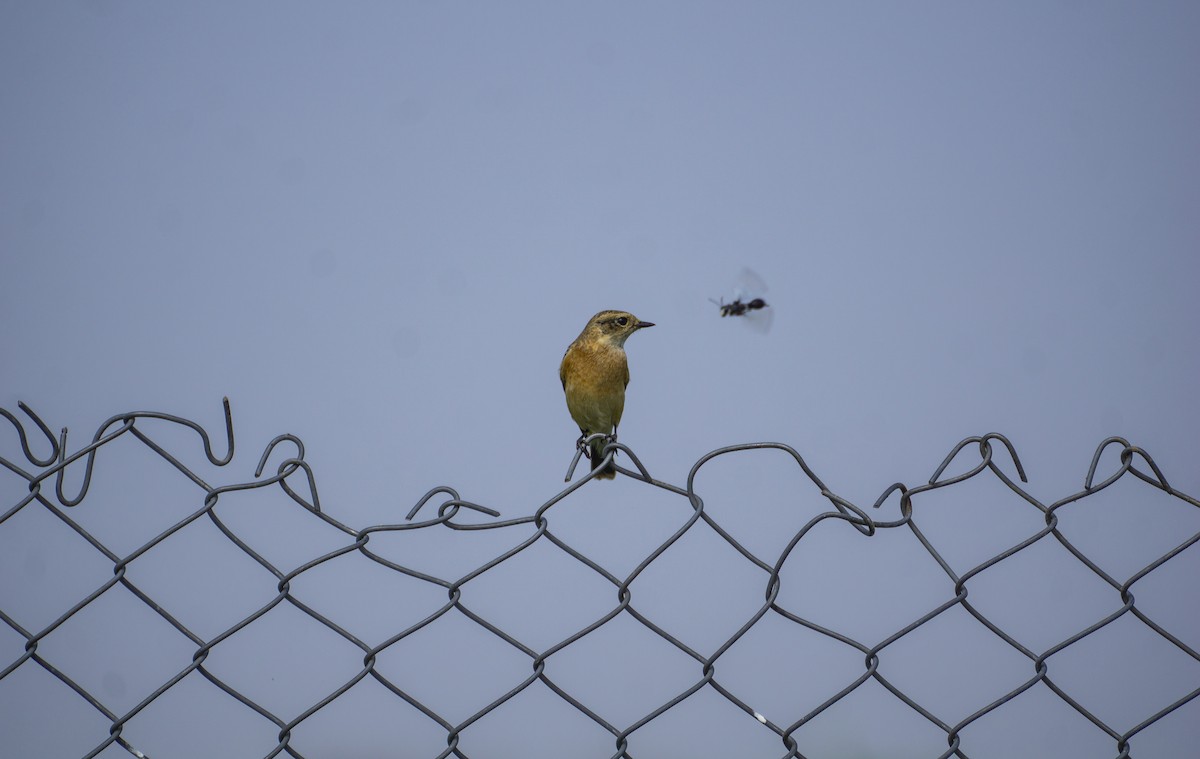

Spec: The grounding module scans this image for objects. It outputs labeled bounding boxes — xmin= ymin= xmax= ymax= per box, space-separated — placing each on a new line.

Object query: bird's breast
xmin=563 ymin=345 xmax=627 ymax=392
xmin=561 ymin=344 xmax=628 ymax=432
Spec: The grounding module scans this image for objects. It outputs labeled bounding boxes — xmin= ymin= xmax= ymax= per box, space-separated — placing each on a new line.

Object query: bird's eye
xmin=617 ymin=317 xmax=629 ymax=326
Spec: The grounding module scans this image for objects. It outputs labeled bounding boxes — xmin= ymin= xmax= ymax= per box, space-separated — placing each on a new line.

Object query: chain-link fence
xmin=1 ymin=400 xmax=1197 ymax=758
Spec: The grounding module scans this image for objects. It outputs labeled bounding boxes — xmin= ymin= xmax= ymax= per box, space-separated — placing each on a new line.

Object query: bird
xmin=560 ymin=310 xmax=654 ymax=479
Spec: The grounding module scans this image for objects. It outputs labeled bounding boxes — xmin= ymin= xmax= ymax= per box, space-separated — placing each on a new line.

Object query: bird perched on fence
xmin=560 ymin=310 xmax=654 ymax=479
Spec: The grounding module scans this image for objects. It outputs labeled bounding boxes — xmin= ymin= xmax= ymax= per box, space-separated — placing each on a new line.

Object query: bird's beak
xmin=636 ymin=321 xmax=655 ymax=329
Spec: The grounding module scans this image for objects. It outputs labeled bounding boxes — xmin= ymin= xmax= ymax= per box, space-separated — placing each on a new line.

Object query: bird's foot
xmin=576 ymin=432 xmax=617 ymax=460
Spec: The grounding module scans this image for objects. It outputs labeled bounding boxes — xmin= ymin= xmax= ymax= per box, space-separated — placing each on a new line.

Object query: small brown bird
xmin=560 ymin=310 xmax=654 ymax=479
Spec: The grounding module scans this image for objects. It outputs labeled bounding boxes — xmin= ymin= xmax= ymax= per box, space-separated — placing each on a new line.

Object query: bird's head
xmin=584 ymin=310 xmax=654 ymax=347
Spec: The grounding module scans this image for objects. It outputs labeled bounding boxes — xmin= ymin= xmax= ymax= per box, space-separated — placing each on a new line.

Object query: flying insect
xmin=711 ymin=296 xmax=768 ymax=317
xmin=710 ymin=268 xmax=773 ymax=333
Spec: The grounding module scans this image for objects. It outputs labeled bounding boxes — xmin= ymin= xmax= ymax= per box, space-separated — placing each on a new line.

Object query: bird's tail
xmin=590 ymin=437 xmax=617 ymax=479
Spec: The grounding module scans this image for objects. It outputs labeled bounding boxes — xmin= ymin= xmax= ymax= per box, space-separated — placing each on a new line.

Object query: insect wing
xmin=742 ymin=301 xmax=773 ymax=333
xmin=733 ymin=267 xmax=768 ymax=302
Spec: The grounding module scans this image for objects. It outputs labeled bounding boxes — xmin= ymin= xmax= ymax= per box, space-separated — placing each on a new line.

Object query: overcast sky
xmin=2 ymin=3 xmax=1198 ymax=758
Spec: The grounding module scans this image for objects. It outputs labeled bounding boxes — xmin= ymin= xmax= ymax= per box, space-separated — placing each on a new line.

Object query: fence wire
xmin=0 ymin=399 xmax=1197 ymax=759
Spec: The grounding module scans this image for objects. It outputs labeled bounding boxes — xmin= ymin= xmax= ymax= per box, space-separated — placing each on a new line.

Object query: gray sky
xmin=2 ymin=3 xmax=1198 ymax=758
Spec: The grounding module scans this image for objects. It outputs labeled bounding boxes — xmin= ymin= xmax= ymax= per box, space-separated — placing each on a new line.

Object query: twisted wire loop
xmin=1 ymin=402 xmax=1197 ymax=759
